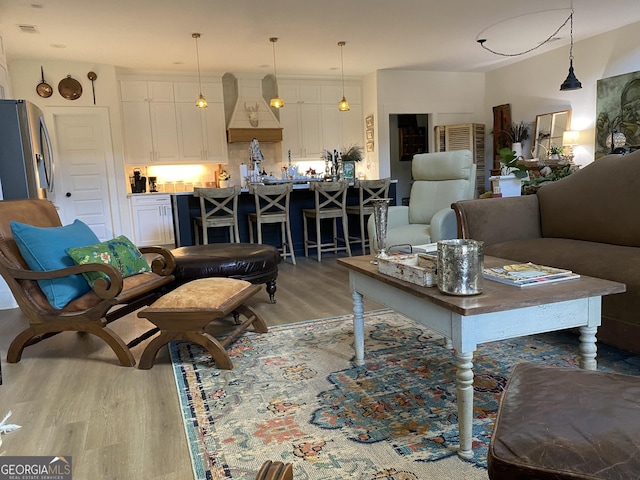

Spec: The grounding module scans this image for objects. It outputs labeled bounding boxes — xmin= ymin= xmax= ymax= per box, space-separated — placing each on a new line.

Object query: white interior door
xmin=52 ymin=109 xmax=117 ymax=241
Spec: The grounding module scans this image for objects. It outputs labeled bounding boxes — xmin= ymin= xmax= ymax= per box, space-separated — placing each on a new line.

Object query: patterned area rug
xmin=170 ymin=310 xmax=640 ymax=480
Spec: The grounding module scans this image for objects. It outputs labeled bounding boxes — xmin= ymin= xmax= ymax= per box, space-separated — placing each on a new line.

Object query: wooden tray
xmin=377 ymin=253 xmax=437 ymax=287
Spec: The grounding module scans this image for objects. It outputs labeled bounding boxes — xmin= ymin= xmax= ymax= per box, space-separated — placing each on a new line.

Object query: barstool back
xmin=303 ymin=180 xmax=352 ymax=262
xmin=193 ymin=186 xmax=241 ymax=244
xmin=248 ymin=183 xmax=296 ymax=264
xmin=346 ymin=178 xmax=391 ymax=254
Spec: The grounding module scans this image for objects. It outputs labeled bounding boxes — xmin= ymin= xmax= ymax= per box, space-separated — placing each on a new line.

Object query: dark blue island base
xmin=171 ymin=182 xmax=396 ymax=257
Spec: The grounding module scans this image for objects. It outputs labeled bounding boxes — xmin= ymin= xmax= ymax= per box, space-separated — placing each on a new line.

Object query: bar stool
xmin=303 ymin=180 xmax=352 ymax=262
xmin=193 ymin=186 xmax=241 ymax=245
xmin=345 ymin=178 xmax=391 ymax=254
xmin=248 ymin=183 xmax=296 ymax=265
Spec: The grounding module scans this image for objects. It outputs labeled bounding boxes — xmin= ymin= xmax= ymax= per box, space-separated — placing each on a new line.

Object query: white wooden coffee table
xmin=337 ymin=255 xmax=625 ymax=460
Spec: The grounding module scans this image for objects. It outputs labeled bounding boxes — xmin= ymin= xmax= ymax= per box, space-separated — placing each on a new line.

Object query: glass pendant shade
xmin=338 ymin=96 xmax=350 ymax=111
xmin=196 ymin=94 xmax=208 ymax=109
xmin=338 ymin=41 xmax=349 ymax=112
xmin=270 ymin=97 xmax=284 ymax=108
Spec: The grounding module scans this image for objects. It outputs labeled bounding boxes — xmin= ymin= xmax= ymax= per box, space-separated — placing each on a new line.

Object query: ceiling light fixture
xmin=559 ymin=10 xmax=582 ymax=91
xmin=476 ymin=8 xmax=582 ymax=92
xmin=192 ymin=33 xmax=207 ymax=109
xmin=269 ymin=37 xmax=284 ymax=109
xmin=338 ymin=41 xmax=350 ymax=112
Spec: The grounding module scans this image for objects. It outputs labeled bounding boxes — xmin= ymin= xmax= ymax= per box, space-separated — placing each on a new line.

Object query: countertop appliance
xmin=0 ymin=99 xmax=54 ymax=200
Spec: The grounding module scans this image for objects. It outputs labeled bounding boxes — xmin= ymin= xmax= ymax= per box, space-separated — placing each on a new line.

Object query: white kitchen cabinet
xmin=121 ymin=80 xmax=180 ymax=164
xmin=130 ymin=194 xmax=175 ymax=247
xmin=167 ymin=81 xmax=228 ymax=163
xmin=279 ymin=80 xmax=363 ymax=161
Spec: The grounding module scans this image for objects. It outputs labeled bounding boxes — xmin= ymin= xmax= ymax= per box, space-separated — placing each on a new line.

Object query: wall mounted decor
xmin=596 ymin=70 xmax=640 ymax=158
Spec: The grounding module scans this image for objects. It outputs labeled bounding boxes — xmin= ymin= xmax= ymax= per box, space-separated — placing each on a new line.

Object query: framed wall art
xmin=366 ymin=115 xmax=374 ymax=129
xmin=596 ymin=70 xmax=640 ymax=159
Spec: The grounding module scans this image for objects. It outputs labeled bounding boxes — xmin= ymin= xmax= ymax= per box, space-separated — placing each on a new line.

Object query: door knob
xmin=66 ymin=192 xmax=71 ymax=197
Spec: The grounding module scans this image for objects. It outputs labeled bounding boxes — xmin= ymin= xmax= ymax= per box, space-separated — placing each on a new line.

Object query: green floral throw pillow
xmin=66 ymin=235 xmax=151 ymax=287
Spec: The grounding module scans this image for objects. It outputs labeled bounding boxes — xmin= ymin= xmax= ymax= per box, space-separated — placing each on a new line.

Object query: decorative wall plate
xmin=58 ymin=75 xmax=82 ymax=100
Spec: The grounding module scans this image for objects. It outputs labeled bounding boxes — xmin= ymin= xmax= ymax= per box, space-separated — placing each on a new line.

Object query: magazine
xmin=483 ymin=262 xmax=580 ymax=287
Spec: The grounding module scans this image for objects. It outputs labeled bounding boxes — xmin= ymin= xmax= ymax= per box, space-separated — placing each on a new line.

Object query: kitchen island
xmin=171 ymin=181 xmax=397 ymax=256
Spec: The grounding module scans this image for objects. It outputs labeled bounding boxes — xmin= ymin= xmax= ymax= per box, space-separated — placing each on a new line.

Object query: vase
xmin=371 ymin=198 xmax=392 ymax=264
xmin=219 ymin=180 xmax=229 ymax=188
xmin=512 ymin=142 xmax=523 ymax=158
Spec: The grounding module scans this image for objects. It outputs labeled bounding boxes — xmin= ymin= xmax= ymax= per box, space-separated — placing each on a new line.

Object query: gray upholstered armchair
xmin=368 ymin=150 xmax=477 ymax=252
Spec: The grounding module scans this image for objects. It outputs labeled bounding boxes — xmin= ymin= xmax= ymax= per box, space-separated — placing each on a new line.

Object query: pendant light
xmin=192 ymin=33 xmax=208 ymax=108
xmin=269 ymin=37 xmax=284 ymax=109
xmin=559 ymin=10 xmax=582 ymax=91
xmin=338 ymin=41 xmax=350 ymax=111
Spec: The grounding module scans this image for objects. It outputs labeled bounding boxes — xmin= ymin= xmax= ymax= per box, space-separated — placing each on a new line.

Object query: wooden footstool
xmin=137 ymin=277 xmax=268 ymax=370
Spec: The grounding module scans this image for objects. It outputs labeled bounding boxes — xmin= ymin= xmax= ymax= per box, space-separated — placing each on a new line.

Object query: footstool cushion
xmin=488 ymin=362 xmax=640 ymax=480
xmin=170 ymin=243 xmax=281 ymax=303
xmin=137 ymin=278 xmax=268 ymax=370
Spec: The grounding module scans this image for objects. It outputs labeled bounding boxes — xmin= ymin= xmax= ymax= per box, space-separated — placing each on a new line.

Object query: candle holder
xmin=371 ymin=198 xmax=392 ymax=264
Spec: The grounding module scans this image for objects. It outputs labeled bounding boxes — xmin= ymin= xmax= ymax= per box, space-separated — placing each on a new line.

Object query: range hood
xmin=224 ymin=74 xmax=283 ymax=143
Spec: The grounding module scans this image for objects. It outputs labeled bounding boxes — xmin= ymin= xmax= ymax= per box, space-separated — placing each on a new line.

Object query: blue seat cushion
xmin=10 ymin=219 xmax=100 ymax=309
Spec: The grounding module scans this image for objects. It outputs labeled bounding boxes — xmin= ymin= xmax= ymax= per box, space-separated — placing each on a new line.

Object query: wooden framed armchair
xmin=0 ymin=199 xmax=176 ymax=367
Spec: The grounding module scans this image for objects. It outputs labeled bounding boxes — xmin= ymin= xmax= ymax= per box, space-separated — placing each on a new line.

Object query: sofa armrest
xmin=140 ymin=246 xmax=176 ymax=276
xmin=430 ymin=208 xmax=457 ymax=242
xmin=452 ymin=195 xmax=542 ymax=246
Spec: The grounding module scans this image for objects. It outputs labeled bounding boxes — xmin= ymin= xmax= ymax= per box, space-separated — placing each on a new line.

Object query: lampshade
xmin=338 ymin=41 xmax=350 ymax=111
xmin=192 ymin=33 xmax=207 ymax=108
xmin=269 ymin=37 xmax=284 ymax=109
xmin=562 ymin=130 xmax=580 ymax=146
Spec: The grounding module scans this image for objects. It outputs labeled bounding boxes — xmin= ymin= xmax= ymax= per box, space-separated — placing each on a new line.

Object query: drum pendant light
xmin=338 ymin=41 xmax=350 ymax=111
xmin=192 ymin=33 xmax=208 ymax=108
xmin=269 ymin=37 xmax=284 ymax=109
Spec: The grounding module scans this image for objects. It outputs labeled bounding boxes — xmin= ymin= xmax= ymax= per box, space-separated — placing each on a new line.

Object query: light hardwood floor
xmin=0 ymin=255 xmax=384 ymax=479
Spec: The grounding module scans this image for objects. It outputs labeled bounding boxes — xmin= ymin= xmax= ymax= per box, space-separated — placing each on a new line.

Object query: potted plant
xmin=549 ymin=145 xmax=564 ymax=160
xmin=489 ymin=147 xmax=528 ymax=197
xmin=504 ymin=122 xmax=530 ymax=158
xmin=218 ymin=170 xmax=230 ymax=188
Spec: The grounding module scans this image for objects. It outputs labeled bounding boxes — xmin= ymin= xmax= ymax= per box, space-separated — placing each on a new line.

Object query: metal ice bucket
xmin=437 ymin=239 xmax=484 ymax=296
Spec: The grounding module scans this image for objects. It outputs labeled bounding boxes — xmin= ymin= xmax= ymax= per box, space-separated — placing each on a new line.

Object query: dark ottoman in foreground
xmin=169 ymin=243 xmax=281 ymax=303
xmin=488 ymin=362 xmax=640 ymax=479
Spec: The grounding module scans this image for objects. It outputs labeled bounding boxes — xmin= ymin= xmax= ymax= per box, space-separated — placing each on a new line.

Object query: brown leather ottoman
xmin=169 ymin=243 xmax=281 ymax=303
xmin=488 ymin=362 xmax=640 ymax=479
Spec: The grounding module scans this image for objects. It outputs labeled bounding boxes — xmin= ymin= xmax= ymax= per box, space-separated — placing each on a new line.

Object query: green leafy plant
xmin=218 ymin=170 xmax=230 ymax=180
xmin=340 ymin=144 xmax=364 ymax=162
xmin=549 ymin=145 xmax=564 ymax=156
xmin=499 ymin=147 xmax=529 ymax=179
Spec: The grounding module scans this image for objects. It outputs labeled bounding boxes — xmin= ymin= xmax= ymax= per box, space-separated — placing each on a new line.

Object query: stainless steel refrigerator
xmin=0 ymin=99 xmax=54 ymax=200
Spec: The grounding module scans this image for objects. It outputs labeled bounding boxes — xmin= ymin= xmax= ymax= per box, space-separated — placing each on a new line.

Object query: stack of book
xmin=483 ymin=262 xmax=580 ymax=287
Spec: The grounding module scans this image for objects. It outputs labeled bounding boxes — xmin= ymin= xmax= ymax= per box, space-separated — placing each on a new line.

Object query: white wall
xmin=8 ymin=59 xmax=134 ymax=238
xmin=368 ymin=70 xmax=486 ymax=177
xmin=485 ymin=19 xmax=640 ymax=168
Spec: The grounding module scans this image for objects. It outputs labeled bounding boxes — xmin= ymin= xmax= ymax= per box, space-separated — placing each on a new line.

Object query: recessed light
xmin=50 ymin=44 xmax=67 ymax=49
xmin=30 ymin=3 xmax=44 ymax=8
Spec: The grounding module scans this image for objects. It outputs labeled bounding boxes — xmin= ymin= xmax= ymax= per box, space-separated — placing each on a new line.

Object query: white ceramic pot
xmin=219 ymin=180 xmax=229 ymax=188
xmin=512 ymin=142 xmax=523 ymax=158
xmin=489 ymin=175 xmax=522 ymax=197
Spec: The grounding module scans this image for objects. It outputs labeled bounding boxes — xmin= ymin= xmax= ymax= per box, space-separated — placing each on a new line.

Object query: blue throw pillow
xmin=10 ymin=219 xmax=100 ymax=309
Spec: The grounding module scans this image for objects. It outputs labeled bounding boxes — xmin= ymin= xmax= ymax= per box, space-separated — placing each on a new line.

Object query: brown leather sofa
xmin=453 ymin=150 xmax=640 ymax=353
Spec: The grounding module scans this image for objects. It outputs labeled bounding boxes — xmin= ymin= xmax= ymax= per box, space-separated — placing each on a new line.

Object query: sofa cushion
xmin=485 ymin=237 xmax=636 ymax=351
xmin=10 ymin=219 xmax=99 ymax=308
xmin=66 ymin=235 xmax=151 ymax=288
xmin=537 ymin=152 xmax=640 ymax=247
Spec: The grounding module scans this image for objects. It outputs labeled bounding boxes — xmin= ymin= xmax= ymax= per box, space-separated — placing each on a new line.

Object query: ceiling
xmin=1 ymin=0 xmax=640 ymax=78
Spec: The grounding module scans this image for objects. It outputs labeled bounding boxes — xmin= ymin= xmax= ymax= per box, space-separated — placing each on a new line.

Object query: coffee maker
xmin=130 ymin=169 xmax=147 ymax=193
